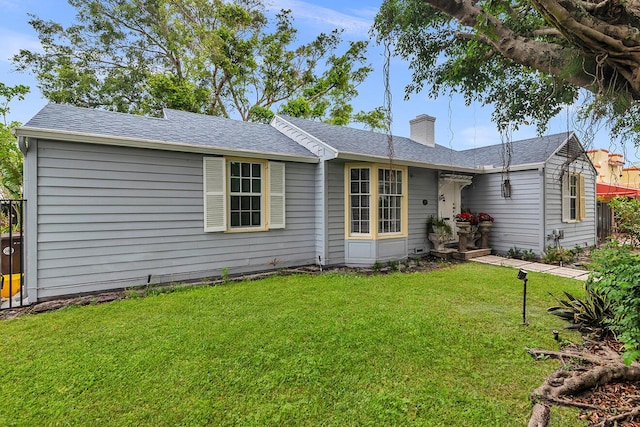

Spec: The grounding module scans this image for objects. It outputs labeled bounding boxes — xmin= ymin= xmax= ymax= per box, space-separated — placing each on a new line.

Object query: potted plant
xmin=454 ymin=211 xmax=475 ymax=230
xmin=427 ymin=216 xmax=453 ymax=251
xmin=477 ymin=212 xmax=494 ymax=225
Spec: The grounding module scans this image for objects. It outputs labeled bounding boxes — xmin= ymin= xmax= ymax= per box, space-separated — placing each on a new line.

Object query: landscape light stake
xmin=518 ymin=268 xmax=528 ymax=326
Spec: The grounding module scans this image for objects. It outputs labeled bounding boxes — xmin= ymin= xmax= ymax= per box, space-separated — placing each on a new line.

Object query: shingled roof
xmin=17 ymin=104 xmax=578 ymax=171
xmin=277 ymin=115 xmax=572 ymax=169
xmin=18 ymin=104 xmax=317 ymax=160
xmin=459 ymin=132 xmax=573 ymax=168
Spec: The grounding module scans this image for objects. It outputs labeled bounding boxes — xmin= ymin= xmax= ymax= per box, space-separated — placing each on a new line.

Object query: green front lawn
xmin=0 ymin=263 xmax=585 ymax=426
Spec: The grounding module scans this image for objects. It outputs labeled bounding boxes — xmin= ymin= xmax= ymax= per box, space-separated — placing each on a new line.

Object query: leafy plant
xmin=507 ymin=247 xmax=523 ymax=259
xmin=387 ymin=260 xmax=399 ymax=272
xmin=427 ymin=216 xmax=453 ymax=240
xmin=522 ymin=249 xmax=537 ymax=261
xmin=543 ymin=246 xmax=575 ymax=265
xmin=608 ymin=196 xmax=640 ymax=247
xmin=0 ymin=82 xmax=29 ymax=199
xmin=588 ymin=241 xmax=640 ymax=364
xmin=548 ymin=287 xmax=614 ymax=338
xmin=372 ymin=261 xmax=383 ymax=272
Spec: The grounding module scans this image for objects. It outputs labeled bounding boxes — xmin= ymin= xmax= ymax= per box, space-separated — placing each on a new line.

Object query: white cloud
xmin=267 ymin=0 xmax=373 ymax=37
xmin=0 ymin=28 xmax=41 ymax=63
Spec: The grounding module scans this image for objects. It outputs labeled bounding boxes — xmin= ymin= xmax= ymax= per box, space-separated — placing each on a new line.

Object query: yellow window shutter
xmin=269 ymin=162 xmax=286 ymax=229
xmin=203 ymin=157 xmax=226 ymax=232
xmin=561 ymin=172 xmax=570 ymax=222
xmin=579 ymin=174 xmax=586 ymax=220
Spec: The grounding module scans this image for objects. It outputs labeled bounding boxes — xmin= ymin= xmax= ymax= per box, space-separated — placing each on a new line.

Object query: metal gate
xmin=597 ymin=201 xmax=613 ymax=244
xmin=1 ymin=199 xmax=26 ymax=309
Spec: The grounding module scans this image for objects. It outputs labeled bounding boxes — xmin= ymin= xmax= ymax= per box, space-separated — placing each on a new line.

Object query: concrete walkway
xmin=471 ymin=255 xmax=590 ymax=281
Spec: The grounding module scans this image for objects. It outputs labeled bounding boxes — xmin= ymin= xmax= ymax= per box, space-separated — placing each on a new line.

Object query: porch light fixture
xmin=518 ymin=269 xmax=528 ymax=326
xmin=502 ymin=179 xmax=512 ymax=198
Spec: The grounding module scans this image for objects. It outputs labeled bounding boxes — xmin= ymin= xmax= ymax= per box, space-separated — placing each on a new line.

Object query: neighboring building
xmin=587 ymin=148 xmax=640 ymax=199
xmin=622 ymin=163 xmax=640 ymax=188
xmin=586 ymin=149 xmax=640 ymax=242
xmin=14 ymin=104 xmax=597 ymax=302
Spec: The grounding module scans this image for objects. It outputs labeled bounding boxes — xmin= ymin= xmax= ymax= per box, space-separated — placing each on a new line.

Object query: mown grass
xmin=0 ymin=263 xmax=586 ymax=426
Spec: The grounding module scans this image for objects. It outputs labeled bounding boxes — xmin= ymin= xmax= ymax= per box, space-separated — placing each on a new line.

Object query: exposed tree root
xmin=527 ymin=343 xmax=640 ymax=426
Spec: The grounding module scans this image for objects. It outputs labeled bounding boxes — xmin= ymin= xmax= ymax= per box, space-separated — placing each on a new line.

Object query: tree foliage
xmin=14 ymin=0 xmax=380 ymax=126
xmin=0 ymin=83 xmax=29 ymax=200
xmin=609 ymin=196 xmax=640 ymax=247
xmin=589 ymin=241 xmax=640 ymax=364
xmin=373 ymin=0 xmax=640 ymax=143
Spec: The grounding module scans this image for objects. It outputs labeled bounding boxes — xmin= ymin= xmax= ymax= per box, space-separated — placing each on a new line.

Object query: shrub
xmin=588 ymin=241 xmax=640 ymax=363
xmin=543 ymin=246 xmax=575 ymax=265
xmin=521 ymin=249 xmax=537 ymax=261
xmin=507 ymin=247 xmax=523 ymax=259
xmin=608 ymin=196 xmax=640 ymax=247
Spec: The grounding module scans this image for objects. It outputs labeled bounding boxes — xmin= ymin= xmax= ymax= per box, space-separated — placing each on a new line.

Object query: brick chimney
xmin=409 ymin=114 xmax=436 ymax=147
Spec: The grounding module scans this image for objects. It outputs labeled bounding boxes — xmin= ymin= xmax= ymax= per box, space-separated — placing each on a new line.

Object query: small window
xmin=203 ymin=158 xmax=285 ymax=232
xmin=562 ymin=172 xmax=586 ymax=222
xmin=350 ymin=168 xmax=370 ymax=234
xmin=229 ymin=161 xmax=263 ymax=228
xmin=378 ymin=168 xmax=403 ymax=234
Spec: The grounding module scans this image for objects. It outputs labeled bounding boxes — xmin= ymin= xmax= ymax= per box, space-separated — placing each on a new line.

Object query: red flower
xmin=455 ymin=212 xmax=476 ymax=223
xmin=477 ymin=212 xmax=494 ymax=223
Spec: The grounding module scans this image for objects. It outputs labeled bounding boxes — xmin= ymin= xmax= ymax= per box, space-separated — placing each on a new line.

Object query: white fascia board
xmin=335 ymin=152 xmax=480 ymax=174
xmin=270 ymin=116 xmax=338 ymax=160
xmin=15 ymin=127 xmax=320 ymax=164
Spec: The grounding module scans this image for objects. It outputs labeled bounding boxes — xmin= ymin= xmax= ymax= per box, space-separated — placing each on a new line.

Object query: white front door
xmin=438 ymin=180 xmax=458 ymax=236
xmin=438 ymin=174 xmax=473 ymax=241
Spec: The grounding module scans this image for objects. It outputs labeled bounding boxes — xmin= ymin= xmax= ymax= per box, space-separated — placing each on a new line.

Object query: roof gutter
xmin=335 ymin=152 xmax=480 ymax=173
xmin=479 ymin=162 xmax=546 ymax=173
xmin=14 ymin=127 xmax=320 ymax=164
xmin=335 ymin=152 xmax=545 ymax=174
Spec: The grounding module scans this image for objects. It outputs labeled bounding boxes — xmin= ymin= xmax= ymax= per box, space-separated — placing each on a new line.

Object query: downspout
xmin=539 ymin=165 xmax=546 ymax=255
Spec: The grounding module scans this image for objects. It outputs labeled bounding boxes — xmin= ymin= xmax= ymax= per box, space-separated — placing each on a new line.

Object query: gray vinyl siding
xmin=408 ymin=167 xmax=438 ymax=253
xmin=462 ymin=169 xmax=544 ymax=254
xmin=34 ymin=140 xmax=317 ymax=299
xmin=325 ymin=160 xmax=345 ymax=265
xmin=544 ymin=148 xmax=597 ymax=250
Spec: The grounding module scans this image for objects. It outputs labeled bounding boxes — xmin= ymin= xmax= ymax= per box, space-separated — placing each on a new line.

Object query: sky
xmin=1 ymin=0 xmax=638 ymax=164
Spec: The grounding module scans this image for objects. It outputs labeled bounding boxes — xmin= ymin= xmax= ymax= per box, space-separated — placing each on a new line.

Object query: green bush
xmin=507 ymin=247 xmax=537 ymax=261
xmin=589 ymin=241 xmax=640 ymax=364
xmin=507 ymin=247 xmax=522 ymax=259
xmin=542 ymin=246 xmax=575 ymax=265
xmin=609 ymin=196 xmax=640 ymax=246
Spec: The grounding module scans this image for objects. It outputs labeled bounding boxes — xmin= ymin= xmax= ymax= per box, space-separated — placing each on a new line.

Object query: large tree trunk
xmin=527 ymin=343 xmax=640 ymax=426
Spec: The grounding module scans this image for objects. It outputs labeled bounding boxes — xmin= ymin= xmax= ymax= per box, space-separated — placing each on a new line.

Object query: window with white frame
xmin=347 ymin=164 xmax=406 ymax=237
xmin=562 ymin=172 xmax=585 ymax=222
xmin=203 ymin=157 xmax=285 ymax=232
